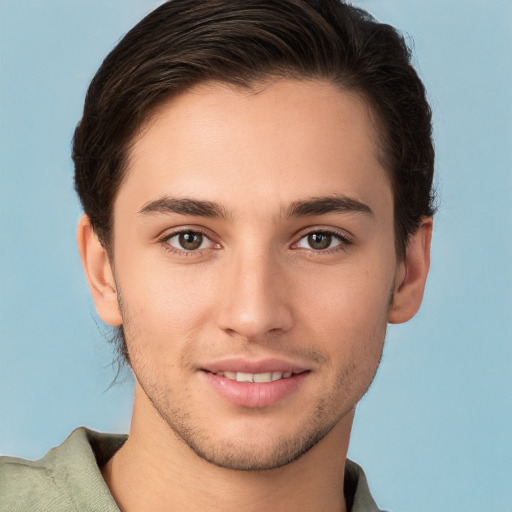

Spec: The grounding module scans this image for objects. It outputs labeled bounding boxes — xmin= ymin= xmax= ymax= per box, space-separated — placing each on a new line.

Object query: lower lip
xmin=202 ymin=371 xmax=309 ymax=408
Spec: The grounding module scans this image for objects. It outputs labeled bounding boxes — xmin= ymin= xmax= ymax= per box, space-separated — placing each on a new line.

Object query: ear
xmin=388 ymin=217 xmax=433 ymax=324
xmin=77 ymin=214 xmax=122 ymax=326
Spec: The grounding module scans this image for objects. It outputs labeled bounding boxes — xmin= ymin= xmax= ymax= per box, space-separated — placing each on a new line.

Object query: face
xmin=109 ymin=80 xmax=401 ymax=470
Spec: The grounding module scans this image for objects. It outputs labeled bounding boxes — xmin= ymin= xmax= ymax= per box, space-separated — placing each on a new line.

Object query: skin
xmin=78 ymin=79 xmax=432 ymax=512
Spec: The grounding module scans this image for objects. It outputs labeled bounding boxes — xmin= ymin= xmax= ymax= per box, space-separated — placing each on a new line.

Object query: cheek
xmin=297 ymin=261 xmax=393 ymax=352
xmin=115 ymin=256 xmax=220 ymax=354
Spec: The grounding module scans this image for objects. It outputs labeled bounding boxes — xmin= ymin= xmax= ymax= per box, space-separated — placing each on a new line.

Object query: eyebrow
xmin=138 ymin=194 xmax=373 ymax=220
xmin=285 ymin=195 xmax=373 ymax=218
xmin=138 ymin=197 xmax=229 ymax=219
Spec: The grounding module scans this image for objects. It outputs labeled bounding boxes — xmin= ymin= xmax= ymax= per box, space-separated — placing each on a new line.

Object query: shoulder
xmin=0 ymin=445 xmax=77 ymax=511
xmin=345 ymin=458 xmax=388 ymax=512
xmin=0 ymin=427 xmax=126 ymax=512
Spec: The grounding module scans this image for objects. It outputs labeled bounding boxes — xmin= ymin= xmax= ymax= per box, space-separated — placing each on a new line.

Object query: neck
xmin=102 ymin=384 xmax=352 ymax=512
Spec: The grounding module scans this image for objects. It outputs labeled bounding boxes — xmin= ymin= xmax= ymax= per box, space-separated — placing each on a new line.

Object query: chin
xmin=160 ymin=399 xmax=346 ymax=471
xmin=179 ymin=429 xmax=330 ymax=471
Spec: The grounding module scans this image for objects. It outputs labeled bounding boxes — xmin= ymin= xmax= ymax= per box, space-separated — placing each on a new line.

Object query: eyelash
xmin=158 ymin=228 xmax=219 ymax=256
xmin=158 ymin=228 xmax=353 ymax=256
xmin=293 ymin=229 xmax=353 ymax=254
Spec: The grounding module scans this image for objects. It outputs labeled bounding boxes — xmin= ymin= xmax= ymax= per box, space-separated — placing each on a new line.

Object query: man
xmin=0 ymin=0 xmax=434 ymax=510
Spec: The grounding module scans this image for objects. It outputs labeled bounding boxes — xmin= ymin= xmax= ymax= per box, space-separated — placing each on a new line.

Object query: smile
xmin=204 ymin=369 xmax=309 ymax=408
xmin=213 ymin=371 xmax=293 ymax=383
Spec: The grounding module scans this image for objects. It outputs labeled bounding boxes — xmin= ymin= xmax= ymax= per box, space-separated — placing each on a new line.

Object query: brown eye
xmin=307 ymin=233 xmax=332 ymax=250
xmin=163 ymin=229 xmax=221 ymax=255
xmin=165 ymin=231 xmax=209 ymax=251
xmin=295 ymin=231 xmax=347 ymax=252
xmin=178 ymin=232 xmax=204 ymax=250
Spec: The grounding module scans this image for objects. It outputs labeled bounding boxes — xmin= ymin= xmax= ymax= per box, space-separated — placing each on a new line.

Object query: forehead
xmin=118 ymin=79 xmax=391 ymax=219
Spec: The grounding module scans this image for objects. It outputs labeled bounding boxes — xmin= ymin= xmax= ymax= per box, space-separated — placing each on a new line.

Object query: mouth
xmin=201 ymin=362 xmax=310 ymax=408
xmin=209 ymin=370 xmax=296 ymax=383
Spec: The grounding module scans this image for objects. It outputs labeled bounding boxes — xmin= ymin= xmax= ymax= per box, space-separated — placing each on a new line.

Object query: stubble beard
xmin=140 ymin=379 xmax=346 ymax=471
xmin=130 ymin=347 xmax=383 ymax=472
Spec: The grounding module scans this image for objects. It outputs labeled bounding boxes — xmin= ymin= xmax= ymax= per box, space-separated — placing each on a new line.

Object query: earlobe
xmin=77 ymin=214 xmax=123 ymax=326
xmin=388 ymin=217 xmax=433 ymax=324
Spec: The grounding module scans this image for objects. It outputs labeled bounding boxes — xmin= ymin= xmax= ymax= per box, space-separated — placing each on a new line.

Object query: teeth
xmin=236 ymin=372 xmax=254 ymax=383
xmin=216 ymin=371 xmax=293 ymax=383
xmin=253 ymin=372 xmax=273 ymax=383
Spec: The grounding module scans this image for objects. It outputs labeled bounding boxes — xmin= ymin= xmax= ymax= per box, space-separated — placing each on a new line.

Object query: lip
xmin=200 ymin=358 xmax=310 ymax=408
xmin=201 ymin=357 xmax=308 ymax=375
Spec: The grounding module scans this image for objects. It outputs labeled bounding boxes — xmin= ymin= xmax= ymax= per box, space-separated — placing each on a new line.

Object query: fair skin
xmin=78 ymin=79 xmax=432 ymax=512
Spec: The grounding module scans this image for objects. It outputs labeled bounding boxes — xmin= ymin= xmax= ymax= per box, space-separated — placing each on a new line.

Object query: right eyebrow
xmin=138 ymin=196 xmax=230 ymax=220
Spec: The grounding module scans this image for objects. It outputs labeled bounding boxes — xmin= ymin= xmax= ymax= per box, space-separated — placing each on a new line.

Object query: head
xmin=75 ymin=0 xmax=434 ymax=471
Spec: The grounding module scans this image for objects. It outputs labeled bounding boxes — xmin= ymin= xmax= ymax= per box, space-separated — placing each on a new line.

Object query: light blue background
xmin=1 ymin=1 xmax=511 ymax=511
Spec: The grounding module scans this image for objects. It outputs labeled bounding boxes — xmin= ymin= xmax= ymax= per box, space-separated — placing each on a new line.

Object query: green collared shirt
xmin=1 ymin=428 xmax=384 ymax=511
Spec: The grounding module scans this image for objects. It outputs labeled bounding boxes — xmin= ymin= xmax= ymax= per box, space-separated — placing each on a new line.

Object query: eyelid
xmin=158 ymin=226 xmax=221 ymax=254
xmin=291 ymin=227 xmax=354 ymax=251
xmin=157 ymin=224 xmax=217 ymax=241
xmin=293 ymin=225 xmax=354 ymax=242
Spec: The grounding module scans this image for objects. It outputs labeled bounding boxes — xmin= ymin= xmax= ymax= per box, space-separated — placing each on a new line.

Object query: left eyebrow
xmin=285 ymin=195 xmax=373 ymax=218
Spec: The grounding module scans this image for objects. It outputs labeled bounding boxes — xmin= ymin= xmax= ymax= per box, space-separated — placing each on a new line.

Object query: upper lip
xmin=201 ymin=358 xmax=309 ymax=375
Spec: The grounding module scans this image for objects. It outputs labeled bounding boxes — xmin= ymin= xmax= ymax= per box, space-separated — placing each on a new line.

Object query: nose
xmin=216 ymin=247 xmax=294 ymax=341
